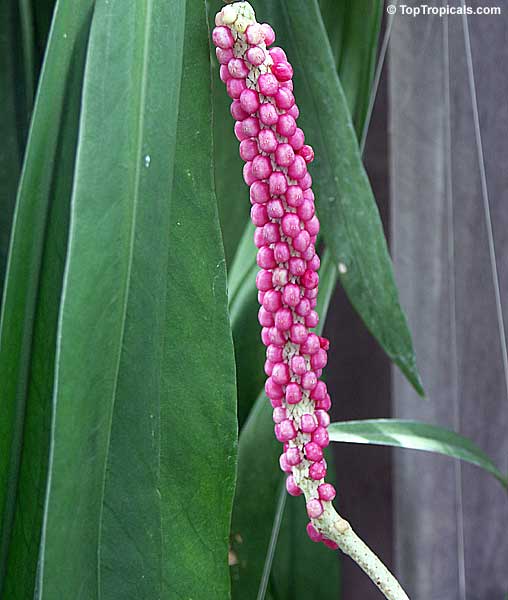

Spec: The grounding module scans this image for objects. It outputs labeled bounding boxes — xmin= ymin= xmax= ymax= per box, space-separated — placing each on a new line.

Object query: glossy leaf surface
xmin=329 ymin=419 xmax=508 ymax=488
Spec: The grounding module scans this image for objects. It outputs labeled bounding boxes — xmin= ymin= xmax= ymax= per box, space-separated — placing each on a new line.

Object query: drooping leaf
xmin=329 ymin=419 xmax=508 ymax=489
xmin=34 ymin=0 xmax=188 ymax=597
xmin=0 ymin=2 xmax=94 ymax=594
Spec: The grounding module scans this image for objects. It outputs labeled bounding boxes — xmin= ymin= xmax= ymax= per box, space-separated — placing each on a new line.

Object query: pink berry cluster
xmin=213 ymin=4 xmax=337 ymax=550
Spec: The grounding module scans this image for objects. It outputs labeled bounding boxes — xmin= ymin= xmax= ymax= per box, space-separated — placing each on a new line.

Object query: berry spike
xmin=212 ymin=4 xmax=410 ymax=599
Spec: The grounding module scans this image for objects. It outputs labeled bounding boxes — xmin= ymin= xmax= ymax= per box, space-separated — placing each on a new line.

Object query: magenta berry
xmin=275 ymin=143 xmax=295 ymax=167
xmin=271 ymin=61 xmax=293 ymax=81
xmin=318 ymin=483 xmax=336 ymax=502
xmin=259 ymin=102 xmax=279 ymax=125
xmin=286 ymin=475 xmax=302 ymax=496
xmin=212 ymin=26 xmax=234 ymax=49
xmin=269 ymin=46 xmax=287 ymax=63
xmin=306 ymin=522 xmax=323 ymax=543
xmin=306 ymin=499 xmax=324 ymax=519
xmin=258 ymin=72 xmax=279 ymax=96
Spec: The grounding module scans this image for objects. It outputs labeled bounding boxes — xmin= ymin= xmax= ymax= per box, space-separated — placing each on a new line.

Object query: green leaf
xmin=102 ymin=1 xmax=238 ymax=598
xmin=329 ymin=419 xmax=508 ymax=489
xmin=319 ymin=0 xmax=382 ymax=135
xmin=34 ymin=0 xmax=188 ymax=596
xmin=0 ymin=2 xmax=93 ymax=595
xmin=259 ymin=0 xmax=423 ymax=396
xmin=0 ymin=0 xmax=35 ymax=297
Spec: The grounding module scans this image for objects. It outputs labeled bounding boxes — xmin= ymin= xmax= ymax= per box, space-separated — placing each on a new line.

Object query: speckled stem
xmin=214 ymin=4 xmax=410 ymax=600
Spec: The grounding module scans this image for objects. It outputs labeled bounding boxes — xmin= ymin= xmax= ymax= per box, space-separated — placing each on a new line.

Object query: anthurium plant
xmin=0 ymin=1 xmax=505 ymax=599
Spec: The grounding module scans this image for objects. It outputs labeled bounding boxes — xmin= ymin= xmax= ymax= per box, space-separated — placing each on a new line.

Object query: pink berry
xmin=212 ymin=26 xmax=234 ymax=49
xmin=246 ymin=46 xmax=265 ymax=66
xmin=282 ymin=283 xmax=300 ymax=307
xmin=300 ymin=413 xmax=317 ymax=433
xmin=322 ymin=538 xmax=339 ymax=550
xmin=263 ymin=289 xmax=283 ymax=313
xmin=258 ymin=129 xmax=278 ymax=153
xmin=311 ymin=348 xmax=328 ymax=370
xmin=281 ymin=213 xmax=301 ymax=238
xmin=300 ymin=172 xmax=313 ymax=190
xmin=294 ymin=230 xmax=311 ymax=253
xmin=261 ymin=23 xmax=276 ymax=45
xmin=274 ymin=242 xmax=290 ymax=263
xmin=267 ymin=344 xmax=283 ymax=363
xmin=252 ymin=155 xmax=272 ymax=179
xmin=274 ymin=307 xmax=293 ymax=331
xmin=277 ymin=419 xmax=297 ymax=442
xmin=300 ymin=333 xmax=320 ymax=355
xmin=264 ymin=359 xmax=274 ymax=376
xmin=288 ymin=256 xmax=306 ymax=277
xmin=250 ymin=181 xmax=270 ymax=204
xmin=286 ymin=447 xmax=301 ymax=467
xmin=258 ymin=306 xmax=274 ymax=327
xmin=275 ymin=87 xmax=295 ymax=110
xmin=263 ymin=222 xmax=280 ymax=244
xmin=306 ymin=215 xmax=320 ymax=237
xmin=286 ymin=475 xmax=302 ymax=496
xmin=239 ymin=138 xmax=259 ymax=162
xmin=272 ymin=362 xmax=290 ymax=385
xmin=312 ymin=426 xmax=330 ymax=448
xmin=288 ymin=104 xmax=299 ymax=119
xmin=306 ymin=498 xmax=324 ymax=519
xmin=295 ymin=297 xmax=311 ymax=316
xmin=254 ymin=227 xmax=265 ymax=248
xmin=269 ymin=171 xmax=288 ymax=196
xmin=308 ymin=255 xmax=321 ymax=272
xmin=300 ymin=145 xmax=315 ymax=163
xmin=289 ymin=323 xmax=308 ymax=344
xmin=250 ymin=204 xmax=268 ymax=227
xmin=245 ymin=23 xmax=264 ymax=45
xmin=306 ymin=522 xmax=323 ymax=542
xmin=310 ymin=380 xmax=327 ymax=401
xmin=301 ymin=371 xmax=317 ymax=390
xmin=305 ymin=442 xmax=323 ymax=462
xmin=279 ymin=452 xmax=292 ymax=472
xmin=288 ymin=128 xmax=305 ymax=150
xmin=258 ymin=73 xmax=279 ymax=96
xmin=259 ymin=103 xmax=279 ymax=126
xmin=302 ymin=269 xmax=319 ymax=290
xmin=265 ymin=377 xmax=284 ymax=400
xmin=290 ymin=355 xmax=307 ymax=376
xmin=269 ymin=326 xmax=286 ymax=347
xmin=234 ymin=121 xmax=248 ymax=142
xmin=309 ymin=460 xmax=327 ymax=480
xmin=266 ymin=199 xmax=284 ymax=219
xmin=228 ymin=57 xmax=249 ymax=79
xmin=216 ymin=47 xmax=234 ymax=65
xmin=257 ymin=246 xmax=276 ymax=269
xmin=288 ymin=155 xmax=307 ymax=180
xmin=318 ymin=483 xmax=336 ymax=502
xmin=243 ymin=161 xmax=256 ymax=185
xmin=276 ymin=114 xmax=297 ymax=137
xmin=220 ymin=64 xmax=231 ymax=83
xmin=269 ymin=46 xmax=287 ymax=63
xmin=275 ymin=143 xmax=295 ymax=167
xmin=285 ymin=185 xmax=303 ymax=208
xmin=315 ymin=409 xmax=330 ymax=428
xmin=316 ymin=394 xmax=332 ymax=412
xmin=242 ymin=116 xmax=261 ymax=138
xmin=271 ymin=61 xmax=293 ymax=82
xmin=273 ymin=406 xmax=287 ymax=424
xmin=285 ymin=382 xmax=302 ymax=405
xmin=239 ymin=88 xmax=260 ymax=114
xmin=272 ymin=267 xmax=288 ymax=287
xmin=256 ymin=269 xmax=273 ymax=292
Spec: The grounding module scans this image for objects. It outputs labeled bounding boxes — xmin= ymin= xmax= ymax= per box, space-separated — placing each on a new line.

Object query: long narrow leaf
xmin=0 ymin=2 xmax=94 ymax=594
xmin=329 ymin=419 xmax=508 ymax=489
xmin=36 ymin=0 xmax=187 ymax=597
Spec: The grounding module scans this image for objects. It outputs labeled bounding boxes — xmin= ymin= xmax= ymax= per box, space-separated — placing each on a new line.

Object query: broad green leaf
xmin=329 ymin=419 xmax=508 ymax=489
xmin=254 ymin=0 xmax=423 ymax=396
xmin=319 ymin=0 xmax=382 ymax=135
xmin=0 ymin=1 xmax=94 ymax=594
xmin=231 ymin=254 xmax=339 ymax=598
xmin=102 ymin=1 xmax=238 ymax=598
xmin=35 ymin=0 xmax=187 ymax=597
